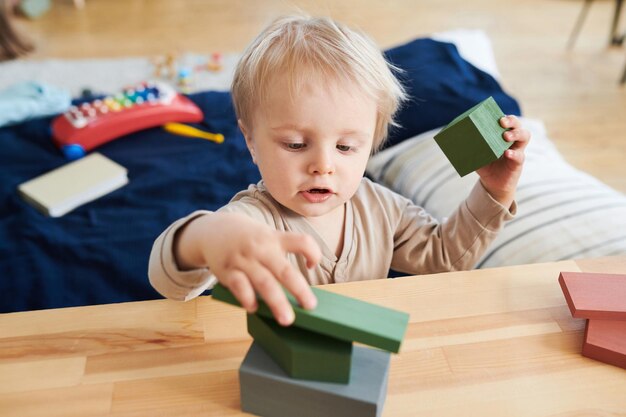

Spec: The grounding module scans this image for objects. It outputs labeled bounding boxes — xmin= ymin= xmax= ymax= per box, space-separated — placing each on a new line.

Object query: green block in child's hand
xmin=434 ymin=96 xmax=513 ymax=177
xmin=211 ymin=283 xmax=409 ymax=353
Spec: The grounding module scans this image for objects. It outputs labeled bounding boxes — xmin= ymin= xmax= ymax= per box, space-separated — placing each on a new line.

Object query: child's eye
xmin=336 ymin=144 xmax=353 ymax=152
xmin=285 ymin=143 xmax=306 ymax=150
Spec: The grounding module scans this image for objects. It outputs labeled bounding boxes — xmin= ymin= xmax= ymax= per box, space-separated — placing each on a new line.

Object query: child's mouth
xmin=301 ymin=188 xmax=333 ymax=203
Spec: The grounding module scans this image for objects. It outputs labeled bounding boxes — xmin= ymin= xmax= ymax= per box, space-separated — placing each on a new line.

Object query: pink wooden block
xmin=582 ymin=319 xmax=626 ymax=370
xmin=558 ymin=272 xmax=626 ymax=320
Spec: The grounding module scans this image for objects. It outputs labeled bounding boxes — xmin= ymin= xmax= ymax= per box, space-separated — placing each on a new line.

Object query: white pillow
xmin=367 ymin=118 xmax=626 ymax=268
xmin=431 ymin=29 xmax=501 ymax=81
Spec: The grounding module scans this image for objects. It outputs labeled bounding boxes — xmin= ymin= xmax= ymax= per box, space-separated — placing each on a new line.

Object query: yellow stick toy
xmin=163 ymin=122 xmax=225 ymax=144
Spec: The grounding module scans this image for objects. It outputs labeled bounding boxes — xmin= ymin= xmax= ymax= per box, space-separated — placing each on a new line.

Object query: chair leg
xmin=621 ymin=60 xmax=626 ymax=85
xmin=609 ymin=0 xmax=625 ymax=46
xmin=567 ymin=0 xmax=594 ymax=50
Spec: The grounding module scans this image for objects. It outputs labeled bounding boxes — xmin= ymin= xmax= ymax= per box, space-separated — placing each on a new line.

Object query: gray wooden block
xmin=240 ymin=341 xmax=390 ymax=417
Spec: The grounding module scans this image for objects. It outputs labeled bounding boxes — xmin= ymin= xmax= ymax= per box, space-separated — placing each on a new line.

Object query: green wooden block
xmin=434 ymin=96 xmax=513 ymax=177
xmin=211 ymin=284 xmax=409 ymax=353
xmin=247 ymin=313 xmax=352 ymax=383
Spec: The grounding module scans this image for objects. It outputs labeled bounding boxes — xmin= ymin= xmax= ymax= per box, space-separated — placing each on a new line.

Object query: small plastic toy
xmin=176 ymin=67 xmax=193 ymax=94
xmin=206 ymin=52 xmax=223 ymax=72
xmin=52 ymin=82 xmax=203 ymax=159
xmin=163 ymin=122 xmax=224 ymax=144
xmin=153 ymin=53 xmax=177 ymax=79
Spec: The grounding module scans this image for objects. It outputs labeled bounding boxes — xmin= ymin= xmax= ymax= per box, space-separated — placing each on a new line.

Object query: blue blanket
xmin=0 ymin=38 xmax=520 ymax=313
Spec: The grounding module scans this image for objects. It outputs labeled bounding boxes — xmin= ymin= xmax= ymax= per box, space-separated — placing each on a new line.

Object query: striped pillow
xmin=367 ymin=118 xmax=626 ymax=268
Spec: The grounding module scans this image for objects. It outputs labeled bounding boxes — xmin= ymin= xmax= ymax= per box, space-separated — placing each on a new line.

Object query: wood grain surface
xmin=1 ymin=256 xmax=625 ymax=416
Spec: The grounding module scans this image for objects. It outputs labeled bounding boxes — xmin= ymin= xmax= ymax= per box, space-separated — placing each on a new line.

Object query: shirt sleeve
xmin=147 ymin=188 xmax=279 ymax=301
xmin=389 ymin=180 xmax=516 ymax=274
xmin=148 ymin=210 xmax=217 ymax=301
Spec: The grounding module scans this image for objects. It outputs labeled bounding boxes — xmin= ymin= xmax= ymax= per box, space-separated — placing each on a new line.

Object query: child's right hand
xmin=175 ymin=212 xmax=321 ymax=326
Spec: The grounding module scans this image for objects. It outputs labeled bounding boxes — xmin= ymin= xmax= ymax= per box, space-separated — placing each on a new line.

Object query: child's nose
xmin=308 ymin=150 xmax=335 ymax=175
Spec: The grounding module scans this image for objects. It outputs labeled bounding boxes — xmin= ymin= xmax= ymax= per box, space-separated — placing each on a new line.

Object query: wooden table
xmin=1 ymin=257 xmax=625 ymax=416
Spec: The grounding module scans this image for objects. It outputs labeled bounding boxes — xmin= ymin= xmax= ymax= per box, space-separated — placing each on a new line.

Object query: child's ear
xmin=238 ymin=120 xmax=257 ymax=164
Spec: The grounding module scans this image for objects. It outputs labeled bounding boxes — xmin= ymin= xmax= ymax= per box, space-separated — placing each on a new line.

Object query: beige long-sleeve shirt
xmin=148 ymin=178 xmax=515 ymax=301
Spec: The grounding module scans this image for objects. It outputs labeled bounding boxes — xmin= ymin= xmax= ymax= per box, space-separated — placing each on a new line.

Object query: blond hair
xmin=231 ymin=15 xmax=407 ymax=151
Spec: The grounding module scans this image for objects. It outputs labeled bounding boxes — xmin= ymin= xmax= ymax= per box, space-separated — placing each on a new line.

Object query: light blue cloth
xmin=0 ymin=81 xmax=71 ymax=128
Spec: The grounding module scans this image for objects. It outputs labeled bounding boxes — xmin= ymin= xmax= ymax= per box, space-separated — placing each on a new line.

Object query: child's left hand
xmin=476 ymin=115 xmax=531 ymax=209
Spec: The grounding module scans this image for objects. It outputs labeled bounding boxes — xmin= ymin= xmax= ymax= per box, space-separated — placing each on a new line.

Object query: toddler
xmin=149 ymin=15 xmax=530 ymax=326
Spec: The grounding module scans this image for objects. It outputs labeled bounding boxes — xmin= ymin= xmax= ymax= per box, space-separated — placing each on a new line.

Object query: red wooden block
xmin=558 ymin=272 xmax=626 ymax=320
xmin=582 ymin=319 xmax=626 ymax=370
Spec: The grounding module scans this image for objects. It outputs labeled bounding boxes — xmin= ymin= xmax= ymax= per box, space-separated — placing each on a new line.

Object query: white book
xmin=18 ymin=153 xmax=128 ymax=217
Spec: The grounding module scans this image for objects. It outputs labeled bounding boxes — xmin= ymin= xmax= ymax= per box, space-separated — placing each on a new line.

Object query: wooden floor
xmin=15 ymin=0 xmax=626 ymax=192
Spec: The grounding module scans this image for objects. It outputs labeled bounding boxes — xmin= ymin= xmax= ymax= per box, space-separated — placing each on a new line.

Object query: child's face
xmin=241 ymin=73 xmax=377 ymax=220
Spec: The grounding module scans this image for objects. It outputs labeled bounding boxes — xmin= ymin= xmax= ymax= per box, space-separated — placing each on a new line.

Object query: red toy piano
xmin=52 ymin=82 xmax=204 ymax=159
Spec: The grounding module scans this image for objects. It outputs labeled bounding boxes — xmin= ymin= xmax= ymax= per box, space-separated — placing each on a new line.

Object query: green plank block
xmin=211 ymin=284 xmax=409 ymax=353
xmin=247 ymin=313 xmax=352 ymax=383
xmin=433 ymin=96 xmax=513 ymax=177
